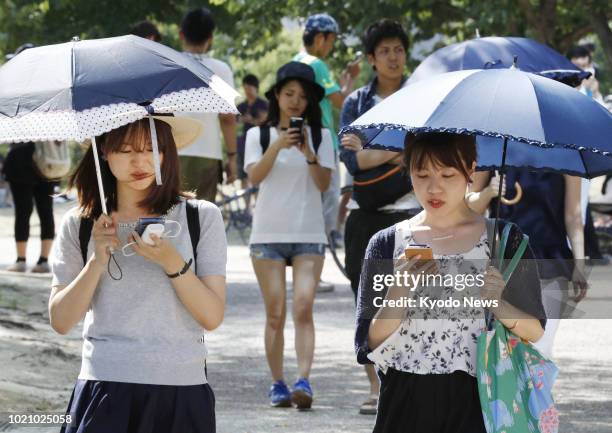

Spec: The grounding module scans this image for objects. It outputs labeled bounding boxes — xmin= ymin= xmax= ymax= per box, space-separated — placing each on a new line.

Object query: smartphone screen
xmin=404 ymin=244 xmax=433 ymax=260
xmin=135 ymin=217 xmax=165 ymax=236
xmin=289 ymin=117 xmax=304 ymax=144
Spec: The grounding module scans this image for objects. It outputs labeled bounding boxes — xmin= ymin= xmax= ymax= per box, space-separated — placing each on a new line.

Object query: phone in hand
xmin=404 ymin=244 xmax=433 ymax=260
xmin=289 ymin=117 xmax=304 ymax=145
xmin=135 ymin=217 xmax=165 ymax=237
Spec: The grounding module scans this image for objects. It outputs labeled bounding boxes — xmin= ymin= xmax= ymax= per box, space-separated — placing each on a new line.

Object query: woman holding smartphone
xmin=244 ymin=61 xmax=335 ymax=409
xmin=355 ymin=132 xmax=546 ymax=433
xmin=50 ymin=116 xmax=226 ymax=433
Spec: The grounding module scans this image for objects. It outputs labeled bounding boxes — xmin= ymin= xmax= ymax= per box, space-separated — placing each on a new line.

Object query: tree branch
xmin=557 ymin=26 xmax=595 ymax=54
xmin=589 ymin=12 xmax=612 ymax=69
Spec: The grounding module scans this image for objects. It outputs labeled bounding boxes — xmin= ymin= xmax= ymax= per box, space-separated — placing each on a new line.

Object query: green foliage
xmin=0 ymin=0 xmax=610 ymax=93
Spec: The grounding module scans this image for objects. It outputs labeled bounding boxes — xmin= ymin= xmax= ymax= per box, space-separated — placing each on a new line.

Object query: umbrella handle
xmin=500 ymin=181 xmax=522 ymax=205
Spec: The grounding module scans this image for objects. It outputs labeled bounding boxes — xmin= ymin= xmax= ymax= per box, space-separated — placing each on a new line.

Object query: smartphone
xmin=289 ymin=117 xmax=304 ymax=144
xmin=135 ymin=217 xmax=165 ymax=236
xmin=404 ymin=244 xmax=433 ymax=260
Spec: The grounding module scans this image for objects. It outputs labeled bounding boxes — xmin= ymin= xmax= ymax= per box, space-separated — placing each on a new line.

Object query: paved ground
xmin=0 ymin=202 xmax=611 ymax=432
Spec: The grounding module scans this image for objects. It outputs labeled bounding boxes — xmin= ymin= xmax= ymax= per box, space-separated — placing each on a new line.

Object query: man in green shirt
xmin=294 ymin=13 xmax=359 ymax=151
xmin=294 ymin=14 xmax=359 ymax=291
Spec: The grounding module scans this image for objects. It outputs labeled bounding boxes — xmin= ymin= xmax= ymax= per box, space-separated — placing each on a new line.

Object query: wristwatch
xmin=306 ymin=157 xmax=318 ymax=165
xmin=166 ymin=258 xmax=193 ymax=278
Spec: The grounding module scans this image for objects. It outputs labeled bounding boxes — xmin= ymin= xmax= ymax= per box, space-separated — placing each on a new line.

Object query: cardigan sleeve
xmin=499 ymin=220 xmax=547 ymax=329
xmin=355 ymin=226 xmax=396 ymax=364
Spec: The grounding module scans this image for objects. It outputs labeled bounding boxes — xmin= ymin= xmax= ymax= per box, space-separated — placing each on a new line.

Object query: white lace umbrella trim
xmin=0 ymin=86 xmax=238 ymax=144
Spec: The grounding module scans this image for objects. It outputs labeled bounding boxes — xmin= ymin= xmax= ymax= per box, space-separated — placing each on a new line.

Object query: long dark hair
xmin=265 ymin=79 xmax=323 ymax=130
xmin=69 ymin=118 xmax=188 ymax=219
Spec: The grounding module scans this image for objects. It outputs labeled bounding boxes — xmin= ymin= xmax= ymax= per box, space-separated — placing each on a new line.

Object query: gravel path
xmin=0 ymin=203 xmax=610 ymax=432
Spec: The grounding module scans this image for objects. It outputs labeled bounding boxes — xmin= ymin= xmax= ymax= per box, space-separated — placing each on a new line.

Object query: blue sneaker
xmin=269 ymin=380 xmax=291 ymax=407
xmin=291 ymin=378 xmax=313 ymax=409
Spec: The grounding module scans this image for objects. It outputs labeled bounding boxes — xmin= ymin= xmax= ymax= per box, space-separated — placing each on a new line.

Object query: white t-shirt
xmin=177 ymin=53 xmax=235 ymax=160
xmin=245 ymin=126 xmax=335 ymax=244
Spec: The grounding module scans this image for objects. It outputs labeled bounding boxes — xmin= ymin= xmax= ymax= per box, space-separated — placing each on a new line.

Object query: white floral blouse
xmin=367 ymin=219 xmax=491 ymax=377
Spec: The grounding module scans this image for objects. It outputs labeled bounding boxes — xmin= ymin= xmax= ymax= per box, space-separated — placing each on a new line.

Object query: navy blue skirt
xmin=60 ymin=379 xmax=215 ymax=433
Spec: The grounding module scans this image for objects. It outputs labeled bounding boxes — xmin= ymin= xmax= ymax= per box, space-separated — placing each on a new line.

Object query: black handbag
xmin=353 ymin=163 xmax=412 ymax=211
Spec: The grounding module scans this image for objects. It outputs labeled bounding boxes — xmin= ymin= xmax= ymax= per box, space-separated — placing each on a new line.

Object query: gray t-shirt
xmin=51 ymin=199 xmax=227 ymax=385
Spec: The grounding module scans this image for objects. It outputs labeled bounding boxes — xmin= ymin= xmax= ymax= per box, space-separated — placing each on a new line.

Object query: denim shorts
xmin=250 ymin=242 xmax=325 ymax=265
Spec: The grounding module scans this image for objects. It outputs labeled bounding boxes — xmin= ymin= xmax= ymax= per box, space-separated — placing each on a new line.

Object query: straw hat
xmin=80 ymin=114 xmax=202 ymax=150
xmin=150 ymin=114 xmax=201 ymax=150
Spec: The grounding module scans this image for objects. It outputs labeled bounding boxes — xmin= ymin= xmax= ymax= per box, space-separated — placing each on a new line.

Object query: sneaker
xmin=31 ymin=262 xmax=50 ymax=273
xmin=291 ymin=378 xmax=313 ymax=410
xmin=268 ymin=380 xmax=291 ymax=407
xmin=359 ymin=397 xmax=378 ymax=415
xmin=316 ymin=280 xmax=334 ymax=293
xmin=6 ymin=261 xmax=26 ymax=272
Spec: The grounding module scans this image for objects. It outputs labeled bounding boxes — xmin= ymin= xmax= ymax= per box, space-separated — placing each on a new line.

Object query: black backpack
xmin=259 ymin=125 xmax=322 ymax=153
xmin=78 ymin=199 xmax=201 ymax=268
xmin=353 ymin=163 xmax=413 ymax=211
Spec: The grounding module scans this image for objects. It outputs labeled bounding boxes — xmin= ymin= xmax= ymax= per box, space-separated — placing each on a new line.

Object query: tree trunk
xmin=590 ymin=13 xmax=612 ymax=71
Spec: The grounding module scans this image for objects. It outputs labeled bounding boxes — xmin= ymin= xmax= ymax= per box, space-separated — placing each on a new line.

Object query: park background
xmin=0 ymin=1 xmax=611 ymax=432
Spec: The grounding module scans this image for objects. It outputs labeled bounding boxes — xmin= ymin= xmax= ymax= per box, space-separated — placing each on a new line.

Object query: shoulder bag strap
xmin=79 ymin=217 xmax=94 ymax=266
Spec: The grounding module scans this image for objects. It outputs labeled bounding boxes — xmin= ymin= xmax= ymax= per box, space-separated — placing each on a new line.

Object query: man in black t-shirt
xmin=237 ymin=74 xmax=268 ymax=187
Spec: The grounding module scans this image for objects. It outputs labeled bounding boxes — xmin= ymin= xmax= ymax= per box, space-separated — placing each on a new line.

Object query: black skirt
xmin=59 ymin=379 xmax=215 ymax=433
xmin=374 ymin=369 xmax=486 ymax=433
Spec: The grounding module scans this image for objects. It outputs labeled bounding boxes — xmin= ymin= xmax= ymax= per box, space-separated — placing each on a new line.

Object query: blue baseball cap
xmin=305 ymin=13 xmax=339 ymax=34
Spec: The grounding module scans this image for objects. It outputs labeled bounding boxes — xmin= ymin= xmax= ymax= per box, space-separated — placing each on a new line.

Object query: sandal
xmin=359 ymin=397 xmax=378 ymax=415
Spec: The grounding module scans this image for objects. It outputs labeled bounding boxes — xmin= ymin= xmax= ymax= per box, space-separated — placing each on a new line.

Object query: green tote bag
xmin=477 ymin=221 xmax=559 ymax=433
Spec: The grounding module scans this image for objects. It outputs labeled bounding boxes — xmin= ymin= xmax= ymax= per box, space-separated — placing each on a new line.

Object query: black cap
xmin=265 ymin=61 xmax=325 ymax=102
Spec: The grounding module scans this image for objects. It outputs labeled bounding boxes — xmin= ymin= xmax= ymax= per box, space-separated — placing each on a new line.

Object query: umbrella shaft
xmin=491 ymin=137 xmax=509 ymax=261
xmin=91 ymin=136 xmax=108 ymax=215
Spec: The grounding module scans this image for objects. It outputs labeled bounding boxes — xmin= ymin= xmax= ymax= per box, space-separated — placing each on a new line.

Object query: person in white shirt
xmin=244 ymin=62 xmax=334 ymax=410
xmin=176 ymin=7 xmax=238 ymax=201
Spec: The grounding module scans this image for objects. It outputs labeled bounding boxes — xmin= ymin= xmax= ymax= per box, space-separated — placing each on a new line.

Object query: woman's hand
xmin=385 ymin=254 xmax=438 ymax=296
xmin=486 ymin=173 xmax=507 ymax=198
xmin=297 ymin=128 xmax=317 ymax=162
xmin=91 ymin=214 xmax=120 ymax=269
xmin=340 ymin=133 xmax=363 ymax=152
xmin=368 ymin=252 xmax=437 ymax=350
xmin=272 ymin=128 xmax=300 ymax=151
xmin=481 ymin=265 xmax=505 ymax=303
xmin=571 ymin=263 xmax=588 ymax=303
xmin=129 ymin=232 xmax=184 ymax=274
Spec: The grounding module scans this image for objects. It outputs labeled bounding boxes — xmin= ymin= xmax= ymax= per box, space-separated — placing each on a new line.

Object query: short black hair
xmin=181 ymin=7 xmax=216 ymax=45
xmin=242 ymin=74 xmax=259 ymax=89
xmin=130 ymin=20 xmax=161 ymax=42
xmin=363 ymin=19 xmax=409 ymax=56
xmin=567 ymin=45 xmax=591 ymax=61
xmin=303 ymin=30 xmax=334 ymax=47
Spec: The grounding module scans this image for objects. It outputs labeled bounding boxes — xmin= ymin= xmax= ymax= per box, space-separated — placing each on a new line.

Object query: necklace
xmin=432 ymin=233 xmax=455 ymax=241
xmin=409 ymin=223 xmax=456 ymax=242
